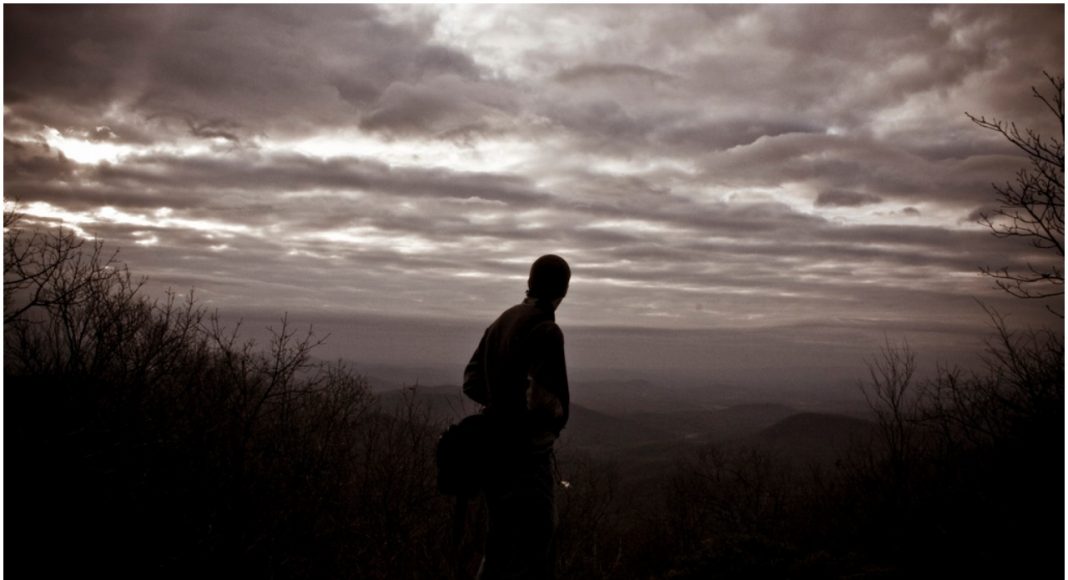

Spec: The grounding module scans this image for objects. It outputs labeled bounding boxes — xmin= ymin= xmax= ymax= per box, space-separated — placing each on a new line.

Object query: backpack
xmin=436 ymin=413 xmax=495 ymax=497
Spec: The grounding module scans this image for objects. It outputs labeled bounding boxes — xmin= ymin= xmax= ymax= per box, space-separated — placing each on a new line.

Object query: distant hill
xmin=376 ymin=384 xmax=675 ymax=453
xmin=559 ymin=404 xmax=675 ymax=452
xmin=375 ymin=385 xmax=877 ymax=471
xmin=569 ymin=379 xmax=700 ymax=415
xmin=625 ymin=403 xmax=797 ymax=443
xmin=569 ymin=377 xmax=863 ymax=418
xmin=748 ymin=412 xmax=876 ymax=465
xmin=374 ymin=384 xmax=474 ymax=426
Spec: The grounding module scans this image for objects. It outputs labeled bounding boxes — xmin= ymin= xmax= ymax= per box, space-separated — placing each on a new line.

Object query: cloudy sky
xmin=4 ymin=5 xmax=1063 ymax=386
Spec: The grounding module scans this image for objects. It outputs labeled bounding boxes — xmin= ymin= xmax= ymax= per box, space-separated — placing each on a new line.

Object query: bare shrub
xmin=554 ymin=451 xmax=624 ymax=579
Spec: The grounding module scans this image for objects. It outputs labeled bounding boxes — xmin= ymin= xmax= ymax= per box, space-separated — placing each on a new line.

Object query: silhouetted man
xmin=463 ymin=254 xmax=571 ymax=580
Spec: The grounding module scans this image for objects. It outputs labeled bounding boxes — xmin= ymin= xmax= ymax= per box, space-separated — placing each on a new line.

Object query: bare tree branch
xmin=967 ymin=73 xmax=1065 ymax=317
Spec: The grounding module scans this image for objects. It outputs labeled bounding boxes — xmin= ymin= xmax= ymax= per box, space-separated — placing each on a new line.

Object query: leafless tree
xmin=967 ymin=72 xmax=1064 ymax=316
xmin=4 ymin=202 xmax=127 ymax=326
xmin=920 ymin=303 xmax=1062 ymax=452
xmin=859 ymin=338 xmax=922 ymax=483
xmin=3 ymin=204 xmax=457 ymax=578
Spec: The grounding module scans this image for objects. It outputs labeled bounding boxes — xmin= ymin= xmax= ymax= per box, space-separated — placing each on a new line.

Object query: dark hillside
xmin=377 ymin=385 xmax=676 ymax=453
xmin=560 ymin=404 xmax=675 ymax=452
xmin=748 ymin=412 xmax=875 ymax=465
xmin=375 ymin=384 xmax=474 ymax=426
xmin=626 ymin=403 xmax=796 ymax=443
xmin=570 ymin=379 xmax=693 ymax=415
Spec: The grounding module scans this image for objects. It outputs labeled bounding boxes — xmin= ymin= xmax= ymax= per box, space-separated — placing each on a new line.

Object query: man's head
xmin=527 ymin=254 xmax=570 ymax=302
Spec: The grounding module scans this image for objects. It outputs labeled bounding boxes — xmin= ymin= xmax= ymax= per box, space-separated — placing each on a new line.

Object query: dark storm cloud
xmin=5 ymin=4 xmax=1062 ymax=377
xmin=698 ymin=132 xmax=1036 ymax=209
xmin=3 ymin=139 xmax=76 ymax=181
xmin=656 ymin=119 xmax=818 ymax=152
xmin=11 ymin=143 xmax=1035 ymax=329
xmin=554 ymin=63 xmax=675 ymax=85
xmin=184 ymin=118 xmax=244 ymax=143
xmin=683 ymin=5 xmax=1057 ymax=123
xmin=4 ymin=6 xmax=154 ymax=106
xmin=569 ymin=197 xmax=827 ymax=238
xmin=10 ymin=183 xmax=205 ymax=213
xmin=359 ymin=76 xmax=517 ymax=138
xmin=4 ymin=5 xmax=504 ymax=142
xmin=7 ymin=151 xmax=551 ymax=213
xmin=572 ymin=225 xmax=1033 ymax=291
xmin=815 ymin=190 xmax=884 ymax=208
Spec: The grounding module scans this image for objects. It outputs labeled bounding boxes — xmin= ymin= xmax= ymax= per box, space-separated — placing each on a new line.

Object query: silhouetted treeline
xmin=5 ymin=214 xmax=454 ymax=578
xmin=5 ymin=214 xmax=1063 ymax=579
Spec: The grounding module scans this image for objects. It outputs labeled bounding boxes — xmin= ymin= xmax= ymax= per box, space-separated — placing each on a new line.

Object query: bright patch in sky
xmin=19 ymin=202 xmax=254 ymax=240
xmin=134 ymin=233 xmax=160 ymax=246
xmin=585 ymin=218 xmax=683 ymax=235
xmin=586 ymin=156 xmax=698 ymax=178
xmin=40 ymin=128 xmax=136 ymax=165
xmin=305 ymin=227 xmax=439 ymax=255
xmin=262 ymin=132 xmax=539 ymax=174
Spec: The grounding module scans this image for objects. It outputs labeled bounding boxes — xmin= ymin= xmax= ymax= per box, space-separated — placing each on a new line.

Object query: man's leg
xmin=478 ymin=454 xmax=556 ymax=580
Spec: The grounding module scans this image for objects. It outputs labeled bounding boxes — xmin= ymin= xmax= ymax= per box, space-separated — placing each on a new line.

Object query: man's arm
xmin=462 ymin=331 xmax=490 ymax=406
xmin=528 ymin=322 xmax=569 ymax=434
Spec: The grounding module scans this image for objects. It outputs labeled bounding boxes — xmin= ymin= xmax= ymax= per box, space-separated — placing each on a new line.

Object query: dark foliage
xmin=4 ymin=209 xmax=453 ymax=579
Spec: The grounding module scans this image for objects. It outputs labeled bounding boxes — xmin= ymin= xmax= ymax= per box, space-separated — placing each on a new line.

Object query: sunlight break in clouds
xmin=260 ymin=131 xmax=541 ymax=175
xmin=41 ymin=127 xmax=136 ymax=165
xmin=20 ymin=202 xmax=255 ymax=240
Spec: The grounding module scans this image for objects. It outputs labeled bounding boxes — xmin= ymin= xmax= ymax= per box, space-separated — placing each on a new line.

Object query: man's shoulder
xmin=496 ymin=300 xmax=554 ymax=323
xmin=487 ymin=303 xmax=525 ymax=328
xmin=529 ymin=318 xmax=564 ymax=344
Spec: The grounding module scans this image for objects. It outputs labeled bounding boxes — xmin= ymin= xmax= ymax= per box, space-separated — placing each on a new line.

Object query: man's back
xmin=463 ymin=298 xmax=569 ymax=449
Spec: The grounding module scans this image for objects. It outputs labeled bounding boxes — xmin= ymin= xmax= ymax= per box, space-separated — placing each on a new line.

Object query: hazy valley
xmin=374 ymin=373 xmax=878 ymax=478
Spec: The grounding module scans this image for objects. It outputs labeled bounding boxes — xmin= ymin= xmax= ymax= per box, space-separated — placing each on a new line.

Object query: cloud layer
xmin=5 ymin=5 xmax=1063 ymax=378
